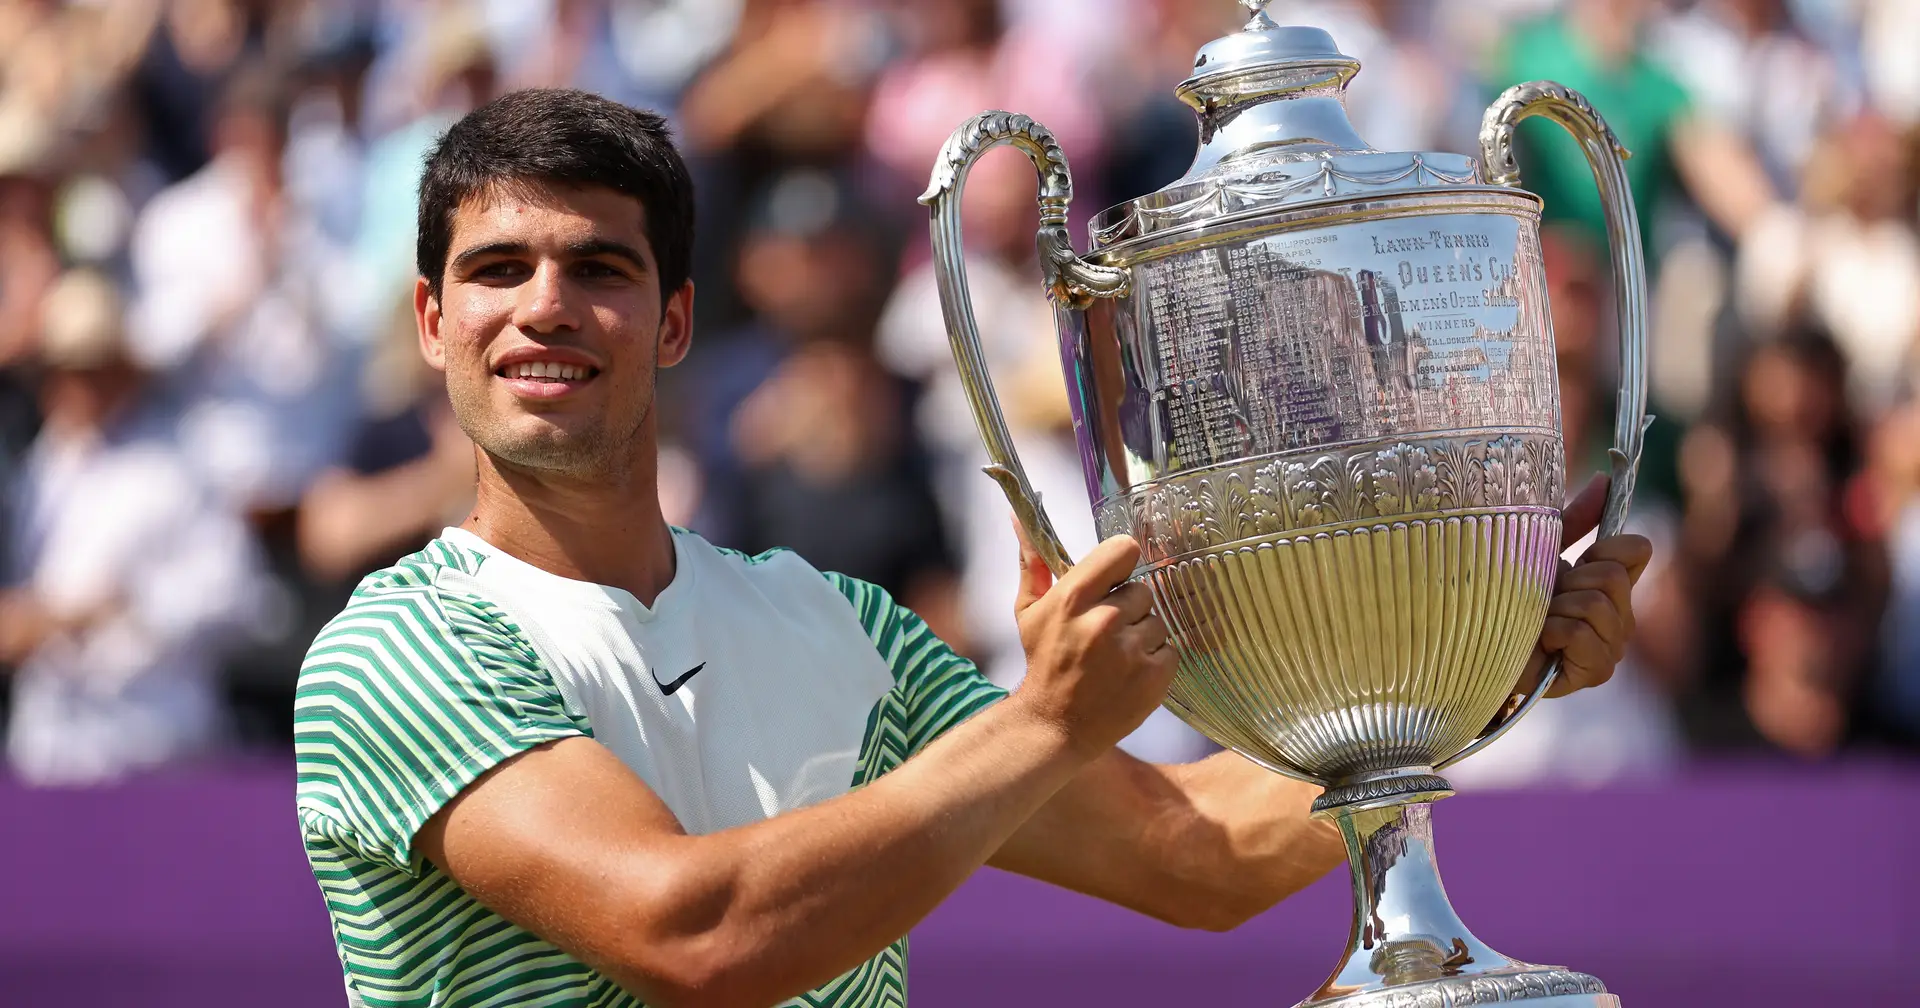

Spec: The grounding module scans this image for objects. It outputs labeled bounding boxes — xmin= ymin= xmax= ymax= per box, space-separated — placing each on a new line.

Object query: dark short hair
xmin=416 ymin=89 xmax=695 ymax=302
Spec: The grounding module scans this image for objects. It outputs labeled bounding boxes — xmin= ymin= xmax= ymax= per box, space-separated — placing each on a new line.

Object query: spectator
xmin=1267 ymin=0 xmax=1483 ymax=154
xmin=1 ymin=269 xmax=261 ymax=785
xmin=296 ymin=303 xmax=474 ymax=587
xmin=1736 ymin=112 xmax=1920 ymax=412
xmin=1490 ymin=0 xmax=1779 ymax=258
xmin=678 ymin=169 xmax=960 ymax=636
xmin=1676 ymin=325 xmax=1883 ymax=756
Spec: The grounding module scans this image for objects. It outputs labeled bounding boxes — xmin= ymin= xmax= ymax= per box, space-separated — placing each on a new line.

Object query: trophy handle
xmin=919 ymin=111 xmax=1129 ymax=578
xmin=1439 ymin=82 xmax=1655 ymax=771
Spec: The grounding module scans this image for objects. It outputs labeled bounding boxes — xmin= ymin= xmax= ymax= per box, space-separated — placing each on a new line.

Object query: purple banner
xmin=1 ymin=761 xmax=1914 ymax=1007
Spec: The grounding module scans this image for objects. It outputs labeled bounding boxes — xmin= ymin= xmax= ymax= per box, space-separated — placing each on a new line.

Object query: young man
xmin=295 ymin=90 xmax=1652 ymax=1008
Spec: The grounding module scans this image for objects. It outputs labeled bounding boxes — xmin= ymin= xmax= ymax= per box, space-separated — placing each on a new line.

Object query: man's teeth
xmin=504 ymin=362 xmax=590 ymax=380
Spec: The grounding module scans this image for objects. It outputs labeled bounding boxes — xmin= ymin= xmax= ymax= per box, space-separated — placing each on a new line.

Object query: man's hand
xmin=1009 ymin=523 xmax=1180 ymax=757
xmin=1519 ymin=472 xmax=1656 ymax=698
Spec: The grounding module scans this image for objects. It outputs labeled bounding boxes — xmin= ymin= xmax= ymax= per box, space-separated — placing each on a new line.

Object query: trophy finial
xmin=1239 ymin=0 xmax=1278 ymax=29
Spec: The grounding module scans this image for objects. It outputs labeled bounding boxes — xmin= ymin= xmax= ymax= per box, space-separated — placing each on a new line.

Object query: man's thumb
xmin=1012 ymin=514 xmax=1054 ymax=614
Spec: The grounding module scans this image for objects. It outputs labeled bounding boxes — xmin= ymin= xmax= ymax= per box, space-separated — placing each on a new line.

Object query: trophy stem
xmin=1297 ymin=801 xmax=1618 ymax=1007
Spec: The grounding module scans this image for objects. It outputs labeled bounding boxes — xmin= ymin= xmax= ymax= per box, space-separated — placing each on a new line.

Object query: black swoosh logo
xmin=655 ymin=662 xmax=706 ymax=696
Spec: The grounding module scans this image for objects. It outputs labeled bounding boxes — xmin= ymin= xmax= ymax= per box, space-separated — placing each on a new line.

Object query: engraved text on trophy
xmin=1135 ymin=213 xmax=1556 ymax=474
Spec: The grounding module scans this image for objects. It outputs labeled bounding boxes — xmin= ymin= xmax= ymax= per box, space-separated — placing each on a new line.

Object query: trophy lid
xmin=1089 ymin=1 xmax=1492 ymax=254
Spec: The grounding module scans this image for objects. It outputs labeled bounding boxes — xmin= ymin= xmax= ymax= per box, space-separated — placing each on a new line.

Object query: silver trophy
xmin=920 ymin=4 xmax=1648 ymax=1007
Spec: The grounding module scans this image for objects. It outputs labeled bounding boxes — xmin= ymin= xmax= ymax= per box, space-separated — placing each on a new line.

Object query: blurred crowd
xmin=0 ymin=0 xmax=1917 ymax=787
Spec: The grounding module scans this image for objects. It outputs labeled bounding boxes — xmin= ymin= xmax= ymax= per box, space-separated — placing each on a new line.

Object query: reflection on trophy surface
xmin=919 ymin=2 xmax=1649 ymax=1006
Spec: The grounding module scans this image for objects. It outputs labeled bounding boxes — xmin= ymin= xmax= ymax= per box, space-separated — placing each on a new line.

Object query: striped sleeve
xmin=295 ymin=578 xmax=587 ymax=873
xmin=824 ymin=572 xmax=1006 ymax=755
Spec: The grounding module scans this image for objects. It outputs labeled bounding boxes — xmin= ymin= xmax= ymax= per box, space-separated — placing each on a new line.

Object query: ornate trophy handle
xmin=1438 ymin=82 xmax=1654 ymax=771
xmin=919 ymin=111 xmax=1129 ymax=578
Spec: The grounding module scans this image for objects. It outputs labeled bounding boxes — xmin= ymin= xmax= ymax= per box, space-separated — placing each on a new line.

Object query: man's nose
xmin=512 ymin=263 xmax=581 ymax=334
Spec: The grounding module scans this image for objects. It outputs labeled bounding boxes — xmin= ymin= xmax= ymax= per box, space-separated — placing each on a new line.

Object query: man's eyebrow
xmin=566 ymin=239 xmax=650 ymax=273
xmin=450 ymin=241 xmax=531 ymax=273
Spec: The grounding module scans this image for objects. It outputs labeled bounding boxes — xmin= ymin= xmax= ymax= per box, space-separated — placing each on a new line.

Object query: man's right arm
xmin=413 ymin=535 xmax=1175 ymax=1008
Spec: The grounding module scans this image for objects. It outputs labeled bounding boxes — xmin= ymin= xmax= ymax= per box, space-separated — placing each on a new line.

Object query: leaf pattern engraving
xmin=1107 ymin=432 xmax=1564 ymax=561
xmin=1284 ymin=460 xmax=1329 ymax=528
xmin=1368 ymin=443 xmax=1440 ymax=517
xmin=1248 ymin=460 xmax=1287 ymax=536
xmin=1484 ymin=435 xmax=1522 ymax=505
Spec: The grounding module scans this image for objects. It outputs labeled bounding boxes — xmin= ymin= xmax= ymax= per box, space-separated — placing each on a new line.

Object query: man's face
xmin=417 ymin=183 xmax=692 ymax=478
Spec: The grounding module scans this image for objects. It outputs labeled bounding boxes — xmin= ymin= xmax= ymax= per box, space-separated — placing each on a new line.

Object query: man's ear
xmin=657 ymin=280 xmax=695 ymax=370
xmin=416 ymin=277 xmax=447 ymax=371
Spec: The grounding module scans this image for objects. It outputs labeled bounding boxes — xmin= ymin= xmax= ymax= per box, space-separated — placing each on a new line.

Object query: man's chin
xmin=475 ymin=422 xmax=612 ymax=475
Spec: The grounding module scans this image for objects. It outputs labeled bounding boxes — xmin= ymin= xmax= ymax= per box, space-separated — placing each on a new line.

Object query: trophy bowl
xmin=920 ymin=4 xmax=1646 ymax=1007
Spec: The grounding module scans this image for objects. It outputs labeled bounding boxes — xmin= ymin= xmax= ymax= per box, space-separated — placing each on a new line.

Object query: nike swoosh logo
xmin=655 ymin=662 xmax=706 ymax=696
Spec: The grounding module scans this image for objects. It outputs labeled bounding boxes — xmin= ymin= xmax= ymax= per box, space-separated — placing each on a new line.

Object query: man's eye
xmin=574 ymin=261 xmax=622 ymax=279
xmin=473 ymin=262 xmax=527 ymax=280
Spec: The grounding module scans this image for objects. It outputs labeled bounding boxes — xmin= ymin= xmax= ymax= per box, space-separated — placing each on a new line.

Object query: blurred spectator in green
xmin=1491 ymin=0 xmax=1778 ymax=257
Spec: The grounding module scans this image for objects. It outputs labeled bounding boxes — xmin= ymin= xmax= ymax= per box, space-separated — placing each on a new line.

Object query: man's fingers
xmin=1125 ymin=612 xmax=1172 ymax=655
xmin=1578 ymin=532 xmax=1654 ymax=584
xmin=1102 ymin=581 xmax=1156 ymax=625
xmin=1058 ymin=535 xmax=1143 ymax=607
xmin=1538 ymin=581 xmax=1626 ymax=696
xmin=1553 ymin=559 xmax=1637 ymax=637
xmin=1011 ymin=514 xmax=1053 ymax=614
xmin=1559 ymin=471 xmax=1610 ymax=550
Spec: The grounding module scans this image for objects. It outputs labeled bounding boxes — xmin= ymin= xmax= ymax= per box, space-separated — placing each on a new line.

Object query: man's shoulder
xmin=299 ymin=537 xmax=538 ymax=694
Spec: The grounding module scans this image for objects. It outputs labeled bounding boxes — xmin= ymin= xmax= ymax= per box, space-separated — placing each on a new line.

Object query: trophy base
xmin=1313 ymin=983 xmax=1612 ymax=1006
xmin=1296 ymin=796 xmax=1620 ymax=1007
xmin=1300 ymin=971 xmax=1617 ymax=1008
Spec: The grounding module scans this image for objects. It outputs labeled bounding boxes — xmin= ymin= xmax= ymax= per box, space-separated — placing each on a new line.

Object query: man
xmin=294 ymin=89 xmax=1652 ymax=1008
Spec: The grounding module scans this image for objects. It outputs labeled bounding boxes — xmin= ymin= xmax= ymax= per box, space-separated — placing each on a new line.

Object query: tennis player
xmin=295 ymin=89 xmax=1652 ymax=1008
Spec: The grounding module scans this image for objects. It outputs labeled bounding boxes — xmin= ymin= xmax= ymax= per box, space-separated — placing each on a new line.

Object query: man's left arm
xmin=988 ymin=744 xmax=1344 ymax=931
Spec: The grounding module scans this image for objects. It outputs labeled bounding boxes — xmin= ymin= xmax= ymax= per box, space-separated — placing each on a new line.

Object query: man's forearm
xmin=990 ymin=748 xmax=1345 ymax=932
xmin=607 ymin=696 xmax=1091 ymax=1007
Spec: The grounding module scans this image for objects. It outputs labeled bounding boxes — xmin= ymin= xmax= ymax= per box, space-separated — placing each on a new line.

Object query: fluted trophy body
xmin=919 ymin=5 xmax=1646 ymax=1006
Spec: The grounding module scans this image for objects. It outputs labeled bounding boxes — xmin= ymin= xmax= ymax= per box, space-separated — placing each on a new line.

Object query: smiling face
xmin=417 ymin=182 xmax=693 ymax=479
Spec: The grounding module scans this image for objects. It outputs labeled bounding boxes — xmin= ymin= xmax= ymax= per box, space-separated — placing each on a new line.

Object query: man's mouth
xmin=494 ymin=359 xmax=601 ymax=399
xmin=497 ymin=361 xmax=599 ymax=382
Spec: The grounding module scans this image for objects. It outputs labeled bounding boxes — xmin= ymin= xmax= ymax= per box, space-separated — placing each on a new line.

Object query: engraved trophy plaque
xmin=918 ymin=4 xmax=1648 ymax=1007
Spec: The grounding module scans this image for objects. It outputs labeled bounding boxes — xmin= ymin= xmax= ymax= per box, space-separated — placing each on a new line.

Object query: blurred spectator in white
xmin=128 ymin=62 xmax=360 ymax=512
xmin=0 ymin=270 xmax=261 ymax=785
xmin=1859 ymin=0 xmax=1920 ymax=127
xmin=1650 ymin=0 xmax=1849 ymax=199
xmin=1736 ymin=112 xmax=1920 ymax=412
xmin=1267 ymin=0 xmax=1483 ymax=154
xmin=282 ymin=13 xmax=375 ymax=257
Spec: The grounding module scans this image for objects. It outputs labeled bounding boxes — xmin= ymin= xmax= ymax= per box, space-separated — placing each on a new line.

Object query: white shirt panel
xmin=436 ymin=527 xmax=896 ymax=835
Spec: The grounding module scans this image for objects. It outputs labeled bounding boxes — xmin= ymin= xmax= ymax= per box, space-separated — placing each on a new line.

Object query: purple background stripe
xmin=1 ymin=761 xmax=1914 ymax=1007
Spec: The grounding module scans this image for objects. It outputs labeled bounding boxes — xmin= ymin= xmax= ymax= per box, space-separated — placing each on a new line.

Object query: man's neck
xmin=459 ymin=443 xmax=678 ymax=607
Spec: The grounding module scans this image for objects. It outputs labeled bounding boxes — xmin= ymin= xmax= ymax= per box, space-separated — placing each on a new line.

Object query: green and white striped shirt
xmin=296 ymin=528 xmax=1005 ymax=1007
